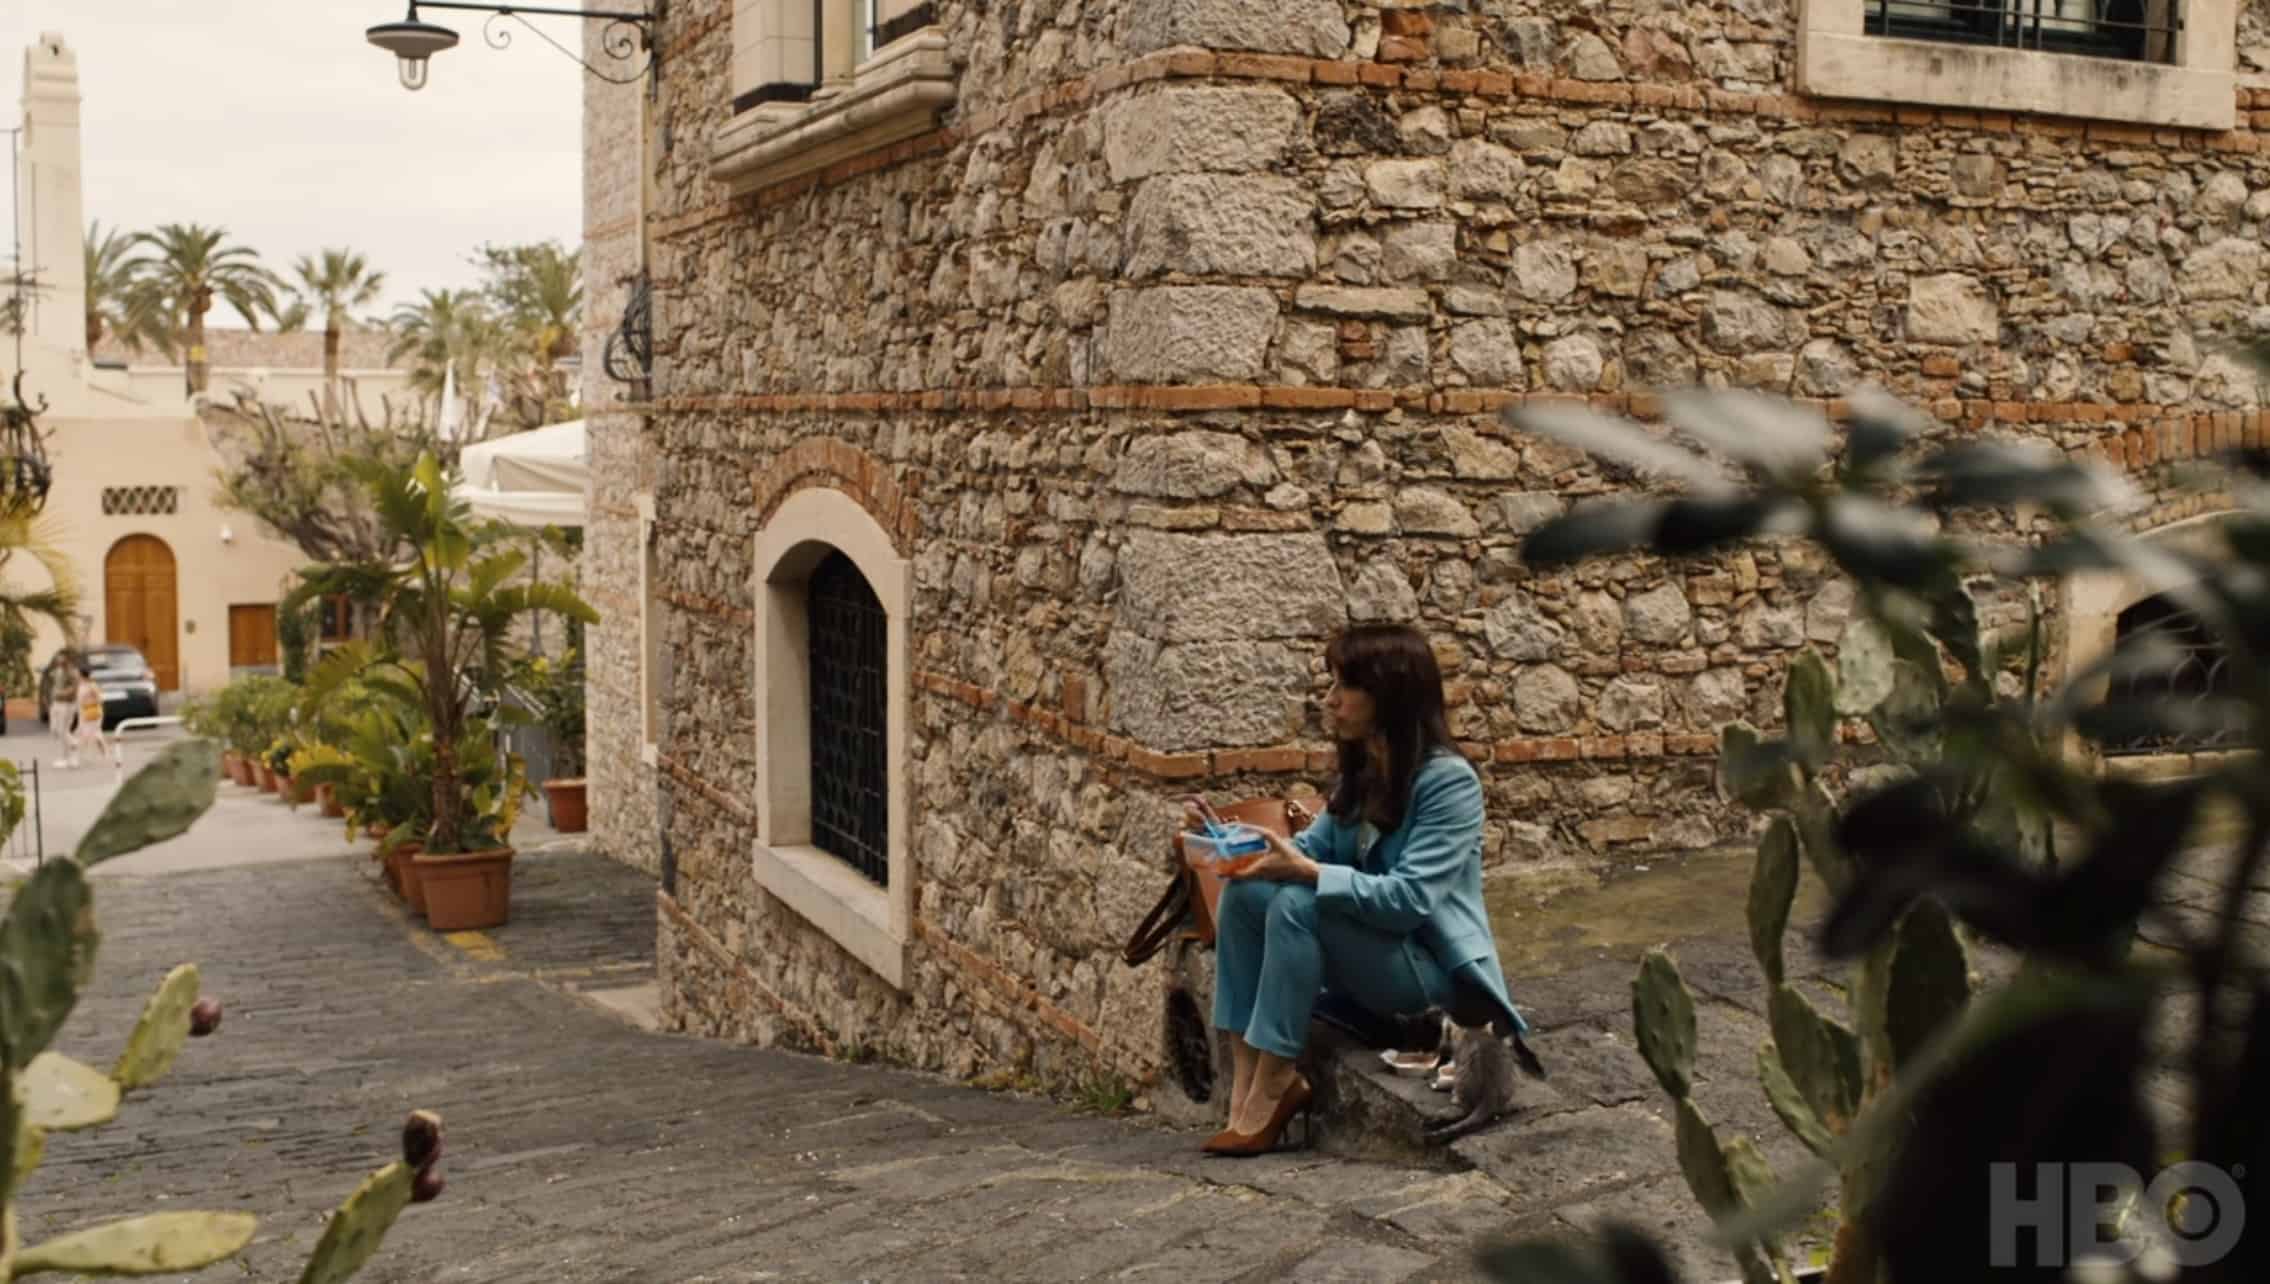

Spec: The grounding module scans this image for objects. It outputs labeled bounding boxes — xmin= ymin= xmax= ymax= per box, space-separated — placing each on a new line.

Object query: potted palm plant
xmin=287 ymin=453 xmax=596 ymax=931
xmin=514 ymin=651 xmax=588 ymax=834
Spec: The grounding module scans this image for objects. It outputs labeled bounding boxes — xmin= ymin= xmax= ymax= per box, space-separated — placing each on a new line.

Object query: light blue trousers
xmin=1212 ymin=879 xmax=1452 ymax=1060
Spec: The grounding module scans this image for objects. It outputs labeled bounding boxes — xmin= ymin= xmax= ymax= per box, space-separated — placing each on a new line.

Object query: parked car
xmin=37 ymin=644 xmax=160 ymax=730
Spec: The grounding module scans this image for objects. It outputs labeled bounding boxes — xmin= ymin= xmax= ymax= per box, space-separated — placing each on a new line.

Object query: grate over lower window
xmin=808 ymin=549 xmax=890 ymax=885
xmin=102 ymin=485 xmax=180 ymax=516
xmin=2101 ymin=594 xmax=2238 ymax=755
xmin=1864 ymin=0 xmax=2179 ymax=63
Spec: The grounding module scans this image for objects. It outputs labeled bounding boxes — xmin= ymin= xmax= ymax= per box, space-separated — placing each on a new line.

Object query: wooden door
xmin=103 ymin=535 xmax=179 ymax=690
xmin=228 ymin=604 xmax=278 ymax=669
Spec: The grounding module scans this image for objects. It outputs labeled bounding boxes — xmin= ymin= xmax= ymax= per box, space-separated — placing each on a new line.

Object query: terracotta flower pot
xmin=232 ymin=756 xmax=257 ymax=788
xmin=288 ymin=774 xmax=317 ymax=806
xmin=319 ymin=784 xmax=345 ymax=819
xmin=385 ymin=842 xmax=428 ymax=916
xmin=414 ymin=847 xmax=515 ymax=931
xmin=257 ymin=762 xmax=279 ymax=794
xmin=221 ymin=751 xmax=240 ymax=782
xmin=543 ymin=778 xmax=588 ymax=834
xmin=401 ymin=844 xmax=429 ymax=917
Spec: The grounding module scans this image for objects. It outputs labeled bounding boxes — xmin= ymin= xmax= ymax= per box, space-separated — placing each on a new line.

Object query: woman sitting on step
xmin=1191 ymin=622 xmax=1535 ymax=1157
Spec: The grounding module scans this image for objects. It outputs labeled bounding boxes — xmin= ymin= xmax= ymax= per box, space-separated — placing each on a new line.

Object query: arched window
xmin=751 ymin=486 xmax=911 ymax=989
xmin=807 ymin=549 xmax=889 ymax=886
xmin=2103 ymin=593 xmax=2235 ymax=755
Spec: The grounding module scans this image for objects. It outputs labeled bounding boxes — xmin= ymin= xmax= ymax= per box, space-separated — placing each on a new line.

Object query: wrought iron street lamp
xmin=366 ymin=2 xmax=664 ymax=91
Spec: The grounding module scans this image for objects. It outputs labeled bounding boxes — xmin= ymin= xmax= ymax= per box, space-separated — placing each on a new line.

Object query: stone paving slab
xmin=16 ymin=840 xmax=1546 ymax=1282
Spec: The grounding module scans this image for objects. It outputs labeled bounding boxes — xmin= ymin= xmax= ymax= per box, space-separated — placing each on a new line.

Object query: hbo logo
xmin=1990 ymin=1161 xmax=2246 ymax=1270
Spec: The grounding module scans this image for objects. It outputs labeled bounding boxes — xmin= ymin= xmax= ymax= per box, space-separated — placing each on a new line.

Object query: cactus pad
xmin=1632 ymin=948 xmax=1698 ymax=1101
xmin=1747 ymin=819 xmax=1801 ymax=987
xmin=12 ymin=1210 xmax=257 ymax=1276
xmin=1673 ymin=1095 xmax=1739 ymax=1216
xmin=1783 ymin=650 xmax=1837 ymax=769
xmin=1768 ymin=984 xmax=1863 ymax=1135
xmin=296 ymin=1160 xmax=415 ymax=1284
xmin=20 ymin=1052 xmax=121 ymax=1132
xmin=112 ymin=964 xmax=201 ymax=1091
xmin=1757 ymin=1043 xmax=1836 ymax=1158
xmin=1835 ymin=617 xmax=1895 ymax=715
xmin=0 ymin=859 xmax=97 ymax=1070
xmin=1885 ymin=899 xmax=1974 ymax=1072
xmin=1719 ymin=723 xmax=1797 ymax=811
xmin=73 ymin=739 xmax=222 ymax=867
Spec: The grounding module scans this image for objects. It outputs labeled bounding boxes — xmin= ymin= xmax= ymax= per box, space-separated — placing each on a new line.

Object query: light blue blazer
xmin=1293 ymin=749 xmax=1531 ymax=1037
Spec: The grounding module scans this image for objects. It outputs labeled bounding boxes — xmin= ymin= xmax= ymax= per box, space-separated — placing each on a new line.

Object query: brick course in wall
xmin=586 ymin=0 xmax=2270 ymax=1102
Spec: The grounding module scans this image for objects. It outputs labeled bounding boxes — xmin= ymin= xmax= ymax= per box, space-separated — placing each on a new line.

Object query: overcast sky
xmin=4 ymin=0 xmax=585 ymax=328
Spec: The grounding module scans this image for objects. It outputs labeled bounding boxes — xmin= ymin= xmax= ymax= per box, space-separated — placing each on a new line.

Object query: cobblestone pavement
xmin=20 ymin=834 xmax=1542 ymax=1283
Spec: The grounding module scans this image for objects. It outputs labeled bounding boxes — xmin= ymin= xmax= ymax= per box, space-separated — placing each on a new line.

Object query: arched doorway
xmin=104 ymin=535 xmax=178 ymax=691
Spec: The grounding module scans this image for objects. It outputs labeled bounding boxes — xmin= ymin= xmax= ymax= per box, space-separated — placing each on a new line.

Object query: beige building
xmin=580 ymin=0 xmax=2270 ymax=1106
xmin=5 ymin=34 xmax=407 ymax=710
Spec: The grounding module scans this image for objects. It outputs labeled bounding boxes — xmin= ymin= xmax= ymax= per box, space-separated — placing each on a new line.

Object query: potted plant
xmin=222 ymin=675 xmax=294 ymax=790
xmin=288 ymin=453 xmax=596 ymax=931
xmin=514 ymin=651 xmax=588 ymax=834
xmin=409 ymin=712 xmax=528 ymax=930
xmin=293 ymin=649 xmax=435 ymax=900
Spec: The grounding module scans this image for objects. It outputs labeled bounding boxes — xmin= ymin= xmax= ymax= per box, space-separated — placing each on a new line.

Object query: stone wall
xmin=582 ymin=22 xmax=660 ymax=876
xmin=590 ymin=0 xmax=2270 ymax=1100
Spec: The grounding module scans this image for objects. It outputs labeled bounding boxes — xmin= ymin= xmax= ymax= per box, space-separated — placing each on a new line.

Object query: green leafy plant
xmin=290 ymin=648 xmax=435 ymax=844
xmin=510 ymin=649 xmax=586 ymax=781
xmin=277 ymin=594 xmax=317 ymax=685
xmin=286 ymin=453 xmax=595 ymax=855
xmin=0 ymin=737 xmax=440 ymax=1277
xmin=1480 ymin=387 xmax=2267 ymax=1283
xmin=204 ymin=675 xmax=297 ymax=762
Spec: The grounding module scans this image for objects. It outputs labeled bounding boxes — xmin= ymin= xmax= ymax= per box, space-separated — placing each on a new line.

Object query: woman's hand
xmin=1225 ymin=830 xmax=1320 ymax=885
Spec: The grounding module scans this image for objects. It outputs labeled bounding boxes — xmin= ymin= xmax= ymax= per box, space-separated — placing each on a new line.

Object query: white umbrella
xmin=453 ymin=420 xmax=587 ymax=527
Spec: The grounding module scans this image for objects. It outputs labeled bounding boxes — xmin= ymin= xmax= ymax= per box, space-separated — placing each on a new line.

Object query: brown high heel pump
xmin=1202 ymin=1075 xmax=1314 ymax=1157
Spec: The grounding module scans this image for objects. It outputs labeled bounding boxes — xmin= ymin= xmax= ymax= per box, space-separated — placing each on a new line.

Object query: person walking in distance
xmin=73 ymin=665 xmax=117 ymax=769
xmin=49 ymin=661 xmax=80 ymax=769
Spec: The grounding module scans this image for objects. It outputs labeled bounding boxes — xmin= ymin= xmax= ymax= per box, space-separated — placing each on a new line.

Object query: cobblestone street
xmin=16 ymin=781 xmax=1545 ymax=1283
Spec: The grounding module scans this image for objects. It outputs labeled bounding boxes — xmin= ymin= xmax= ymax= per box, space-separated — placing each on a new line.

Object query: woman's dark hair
xmin=1324 ymin=623 xmax=1464 ymax=832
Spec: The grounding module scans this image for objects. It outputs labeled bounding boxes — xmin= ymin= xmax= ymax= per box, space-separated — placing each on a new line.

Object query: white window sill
xmin=751 ymin=841 xmax=908 ymax=989
xmin=713 ymin=29 xmax=955 ymax=195
xmin=1798 ymin=31 xmax=2236 ymax=130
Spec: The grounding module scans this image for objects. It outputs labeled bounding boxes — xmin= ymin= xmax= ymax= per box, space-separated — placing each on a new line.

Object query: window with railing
xmin=1800 ymin=0 xmax=2231 ymax=130
xmin=1864 ymin=0 xmax=2180 ymax=62
xmin=807 ymin=549 xmax=890 ymax=886
xmin=2102 ymin=593 xmax=2237 ymax=756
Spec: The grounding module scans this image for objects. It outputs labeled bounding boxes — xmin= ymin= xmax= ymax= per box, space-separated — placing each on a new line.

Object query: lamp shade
xmin=367 ymin=17 xmax=459 ymax=89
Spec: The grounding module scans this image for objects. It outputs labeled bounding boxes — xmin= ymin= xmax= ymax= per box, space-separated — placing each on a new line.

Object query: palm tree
xmin=475 ymin=241 xmax=582 ymax=420
xmin=84 ymin=221 xmax=164 ymax=353
xmin=388 ymin=288 xmax=492 ymax=427
xmin=124 ymin=223 xmax=282 ymax=394
xmin=270 ymin=296 xmax=311 ymax=333
xmin=292 ymin=249 xmax=386 ymax=413
xmin=0 ymin=514 xmax=83 ymax=707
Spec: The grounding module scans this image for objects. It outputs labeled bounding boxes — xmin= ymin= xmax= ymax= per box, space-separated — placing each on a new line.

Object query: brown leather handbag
xmin=1121 ymin=795 xmax=1314 ymax=966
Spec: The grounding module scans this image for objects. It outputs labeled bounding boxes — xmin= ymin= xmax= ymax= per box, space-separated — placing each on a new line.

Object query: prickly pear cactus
xmin=0 ymin=738 xmax=438 ymax=1279
xmin=1632 ymin=948 xmax=1794 ymax=1284
xmin=1634 ymin=625 xmax=1999 ymax=1283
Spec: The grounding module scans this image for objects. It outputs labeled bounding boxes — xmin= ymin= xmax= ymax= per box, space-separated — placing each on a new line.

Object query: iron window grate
xmin=101 ymin=485 xmax=179 ymax=516
xmin=2102 ymin=594 xmax=2238 ymax=756
xmin=1863 ymin=1 xmax=2180 ymax=63
xmin=808 ymin=549 xmax=890 ymax=886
